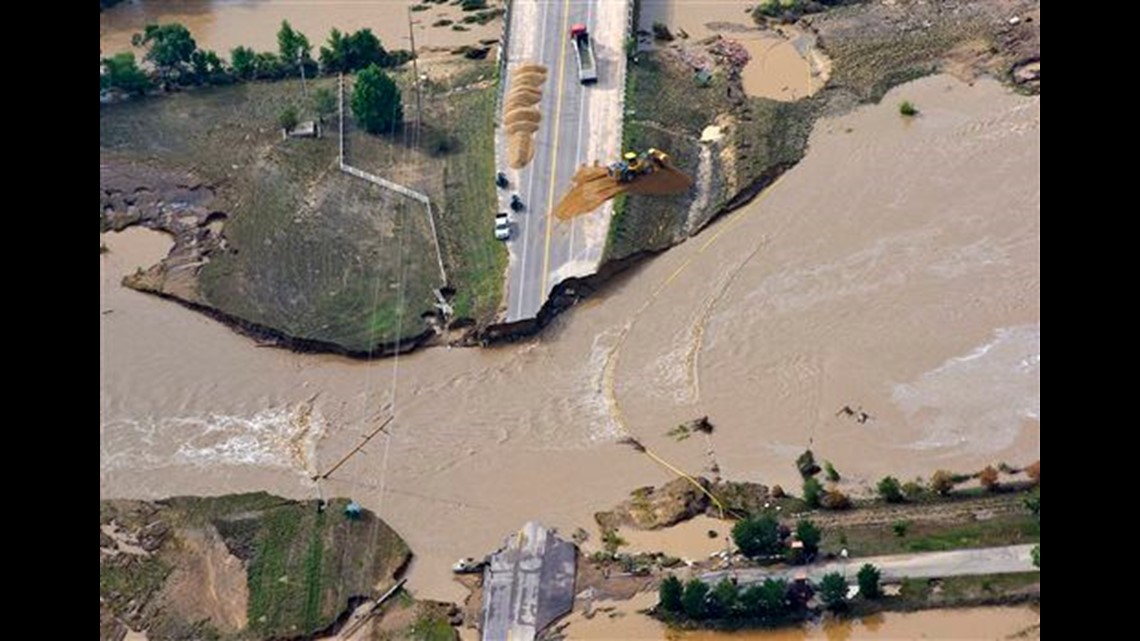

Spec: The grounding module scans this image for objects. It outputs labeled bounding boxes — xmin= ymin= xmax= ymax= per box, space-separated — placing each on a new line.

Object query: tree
xmin=658 ymin=575 xmax=683 ymax=613
xmin=821 ymin=489 xmax=852 ymax=510
xmin=1031 ymin=544 xmax=1040 ymax=569
xmin=277 ymin=20 xmax=311 ymax=64
xmin=930 ymin=470 xmax=955 ymax=496
xmin=979 ymin=465 xmax=1000 ymax=492
xmin=857 ymin=563 xmax=882 ymax=599
xmin=230 ymin=46 xmax=256 ymax=79
xmin=877 ymin=476 xmax=904 ymax=503
xmin=708 ymin=579 xmax=739 ymax=618
xmin=312 ymin=87 xmax=337 ymax=122
xmin=757 ymin=578 xmax=788 ymax=617
xmin=352 ymin=64 xmax=403 ymax=134
xmin=803 ymin=477 xmax=823 ymax=508
xmin=796 ymin=449 xmax=821 ymax=477
xmin=824 ymin=461 xmax=841 ymax=482
xmin=346 ymin=29 xmax=389 ymax=69
xmin=795 ymin=519 xmax=821 ymax=556
xmin=732 ymin=515 xmax=781 ymax=559
xmin=190 ymin=49 xmax=225 ymax=84
xmin=819 ymin=572 xmax=848 ymax=611
xmin=681 ymin=579 xmax=709 ymax=619
xmin=137 ymin=23 xmax=197 ymax=81
xmin=278 ymin=105 xmax=299 ymax=132
xmin=319 ymin=28 xmax=348 ymax=72
xmin=253 ymin=52 xmax=286 ymax=80
xmin=102 ymin=52 xmax=152 ymax=95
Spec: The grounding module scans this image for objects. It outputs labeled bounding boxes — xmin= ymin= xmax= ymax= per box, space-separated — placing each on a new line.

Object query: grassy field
xmin=100 ymin=59 xmax=506 ymax=350
xmin=100 ymin=493 xmax=411 ymax=641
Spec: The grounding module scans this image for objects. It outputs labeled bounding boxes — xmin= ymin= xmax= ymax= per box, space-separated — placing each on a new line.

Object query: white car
xmin=494 ymin=213 xmax=511 ymax=240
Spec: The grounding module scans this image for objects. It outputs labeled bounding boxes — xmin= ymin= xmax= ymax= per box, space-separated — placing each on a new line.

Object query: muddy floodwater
xmin=100 ymin=0 xmax=501 ymax=60
xmin=100 ymin=73 xmax=1039 ymax=605
xmin=638 ymin=0 xmax=829 ymax=100
xmin=561 ymin=595 xmax=1040 ymax=639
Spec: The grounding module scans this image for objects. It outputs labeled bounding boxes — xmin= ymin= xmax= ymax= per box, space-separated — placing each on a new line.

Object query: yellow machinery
xmin=607 ymin=148 xmax=670 ymax=183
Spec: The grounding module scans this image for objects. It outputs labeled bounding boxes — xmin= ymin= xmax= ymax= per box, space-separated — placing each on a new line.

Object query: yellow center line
xmin=540 ymin=0 xmax=573 ymax=300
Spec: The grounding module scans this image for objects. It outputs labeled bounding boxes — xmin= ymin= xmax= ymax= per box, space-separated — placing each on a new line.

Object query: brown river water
xmin=100 ymin=0 xmax=502 ymax=59
xmin=101 ymin=73 xmax=1039 ymax=619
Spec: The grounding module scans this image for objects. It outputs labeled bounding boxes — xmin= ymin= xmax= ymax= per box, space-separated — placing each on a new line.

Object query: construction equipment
xmin=607 ymin=148 xmax=670 ymax=183
xmin=569 ymin=24 xmax=598 ymax=84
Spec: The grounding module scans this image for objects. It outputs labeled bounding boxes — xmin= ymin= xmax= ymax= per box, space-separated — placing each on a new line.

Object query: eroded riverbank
xmin=101 ymin=74 xmax=1039 ymax=607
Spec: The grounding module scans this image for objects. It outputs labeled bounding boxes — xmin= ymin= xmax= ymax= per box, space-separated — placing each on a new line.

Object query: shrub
xmin=857 ymin=564 xmax=882 ymax=599
xmin=803 ymin=477 xmax=823 ymax=508
xmin=824 ymin=461 xmax=841 ymax=483
xmin=681 ymin=579 xmax=709 ymax=619
xmin=899 ymin=100 xmax=918 ymax=116
xmin=877 ymin=476 xmax=904 ymax=503
xmin=770 ymin=485 xmax=785 ymax=498
xmin=930 ymin=470 xmax=955 ymax=496
xmin=796 ymin=449 xmax=821 ymax=477
xmin=821 ymin=489 xmax=851 ymax=510
xmin=795 ymin=519 xmax=821 ymax=556
xmin=352 ymin=64 xmax=403 ymax=134
xmin=1031 ymin=544 xmax=1040 ymax=569
xmin=979 ymin=465 xmax=1000 ymax=492
xmin=892 ymin=521 xmax=908 ymax=537
xmin=658 ymin=575 xmax=683 ymax=613
xmin=708 ymin=579 xmax=739 ymax=618
xmin=902 ymin=479 xmax=924 ymax=500
xmin=732 ymin=515 xmax=781 ymax=558
xmin=277 ymin=105 xmax=299 ymax=132
xmin=819 ymin=572 xmax=848 ymax=611
xmin=652 ymin=22 xmax=674 ymax=41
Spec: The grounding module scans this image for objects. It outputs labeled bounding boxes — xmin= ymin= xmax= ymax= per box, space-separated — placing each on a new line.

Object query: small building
xmin=288 ymin=120 xmax=320 ymax=139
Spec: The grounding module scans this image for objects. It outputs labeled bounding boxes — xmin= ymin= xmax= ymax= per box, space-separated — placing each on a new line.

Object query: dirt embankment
xmin=99 ymin=493 xmax=411 ymax=641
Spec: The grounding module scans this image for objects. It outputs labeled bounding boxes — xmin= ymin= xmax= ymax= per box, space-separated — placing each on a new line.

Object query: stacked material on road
xmin=504 ymin=63 xmax=548 ymax=169
xmin=554 ymin=160 xmax=694 ymax=220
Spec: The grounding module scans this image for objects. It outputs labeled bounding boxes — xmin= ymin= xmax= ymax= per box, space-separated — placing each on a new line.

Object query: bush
xmin=803 ymin=477 xmax=823 ymax=508
xmin=899 ymin=100 xmax=918 ymax=116
xmin=824 ymin=461 xmax=840 ymax=483
xmin=930 ymin=470 xmax=955 ymax=496
xmin=352 ymin=64 xmax=403 ymax=134
xmin=1031 ymin=544 xmax=1040 ymax=569
xmin=681 ymin=579 xmax=709 ymax=619
xmin=277 ymin=105 xmax=299 ymax=132
xmin=770 ymin=485 xmax=785 ymax=498
xmin=652 ymin=22 xmax=674 ymax=41
xmin=857 ymin=563 xmax=882 ymax=599
xmin=979 ymin=465 xmax=1000 ymax=492
xmin=902 ymin=479 xmax=924 ymax=500
xmin=796 ymin=449 xmax=821 ymax=477
xmin=795 ymin=519 xmax=821 ymax=556
xmin=432 ymin=18 xmax=453 ymax=27
xmin=658 ymin=575 xmax=683 ymax=613
xmin=460 ymin=0 xmax=487 ymax=10
xmin=892 ymin=521 xmax=908 ymax=537
xmin=878 ymin=476 xmax=904 ymax=503
xmin=1024 ymin=489 xmax=1040 ymax=519
xmin=708 ymin=579 xmax=739 ymax=618
xmin=732 ymin=515 xmax=781 ymax=558
xmin=819 ymin=572 xmax=848 ymax=611
xmin=820 ymin=489 xmax=852 ymax=510
xmin=312 ymin=87 xmax=336 ymax=122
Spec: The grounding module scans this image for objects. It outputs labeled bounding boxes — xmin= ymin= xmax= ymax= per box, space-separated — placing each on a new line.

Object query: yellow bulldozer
xmin=607 ymin=148 xmax=670 ymax=183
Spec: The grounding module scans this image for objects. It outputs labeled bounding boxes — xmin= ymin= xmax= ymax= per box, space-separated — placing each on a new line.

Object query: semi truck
xmin=569 ymin=23 xmax=598 ymax=84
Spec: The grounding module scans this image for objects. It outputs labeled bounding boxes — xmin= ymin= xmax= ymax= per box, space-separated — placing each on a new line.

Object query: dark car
xmin=510 ymin=193 xmax=524 ymax=212
xmin=496 ymin=172 xmax=508 ymax=189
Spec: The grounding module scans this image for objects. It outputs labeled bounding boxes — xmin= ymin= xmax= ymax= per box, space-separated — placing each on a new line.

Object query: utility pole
xmin=297 ymin=52 xmax=309 ymax=99
xmin=407 ymin=5 xmax=424 ymax=133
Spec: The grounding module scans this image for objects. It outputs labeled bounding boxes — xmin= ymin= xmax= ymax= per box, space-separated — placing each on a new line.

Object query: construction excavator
xmin=607 ymin=148 xmax=670 ymax=183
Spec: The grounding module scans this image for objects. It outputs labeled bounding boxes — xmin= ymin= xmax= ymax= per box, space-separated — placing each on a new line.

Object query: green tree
xmin=732 ymin=515 xmax=781 ymax=559
xmin=1031 ymin=544 xmax=1040 ymax=569
xmin=795 ymin=519 xmax=821 ymax=556
xmin=681 ymin=579 xmax=709 ymax=619
xmin=230 ymin=46 xmax=256 ymax=79
xmin=757 ymin=578 xmax=788 ymax=616
xmin=352 ymin=64 xmax=403 ymax=134
xmin=708 ymin=579 xmax=739 ymax=618
xmin=803 ymin=477 xmax=823 ymax=508
xmin=312 ymin=87 xmax=337 ymax=122
xmin=190 ymin=49 xmax=225 ymax=83
xmin=739 ymin=584 xmax=765 ymax=616
xmin=819 ymin=572 xmax=848 ymax=611
xmin=319 ymin=28 xmax=348 ymax=72
xmin=346 ymin=29 xmax=389 ymax=69
xmin=278 ymin=105 xmax=299 ymax=132
xmin=857 ymin=563 xmax=881 ymax=599
xmin=658 ymin=575 xmax=683 ymax=613
xmin=102 ymin=52 xmax=152 ymax=95
xmin=136 ymin=23 xmax=197 ymax=81
xmin=877 ymin=476 xmax=904 ymax=503
xmin=277 ymin=20 xmax=311 ymax=64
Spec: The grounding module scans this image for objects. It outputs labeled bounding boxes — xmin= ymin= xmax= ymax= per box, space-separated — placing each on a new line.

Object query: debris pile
xmin=503 ymin=62 xmax=547 ymax=169
xmin=554 ymin=159 xmax=693 ymax=221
